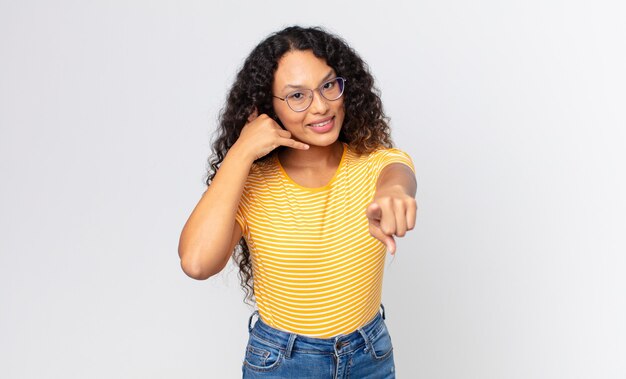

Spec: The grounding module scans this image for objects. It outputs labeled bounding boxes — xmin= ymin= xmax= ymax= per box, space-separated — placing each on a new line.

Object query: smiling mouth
xmin=308 ymin=116 xmax=334 ymax=127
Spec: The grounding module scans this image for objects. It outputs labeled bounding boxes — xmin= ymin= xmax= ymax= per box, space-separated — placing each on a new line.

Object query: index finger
xmin=279 ymin=137 xmax=309 ymax=150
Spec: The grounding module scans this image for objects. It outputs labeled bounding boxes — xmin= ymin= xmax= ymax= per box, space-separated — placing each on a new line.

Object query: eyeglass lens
xmin=286 ymin=77 xmax=345 ymax=111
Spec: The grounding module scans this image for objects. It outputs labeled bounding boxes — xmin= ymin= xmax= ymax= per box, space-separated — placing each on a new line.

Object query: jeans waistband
xmin=246 ymin=304 xmax=388 ymax=358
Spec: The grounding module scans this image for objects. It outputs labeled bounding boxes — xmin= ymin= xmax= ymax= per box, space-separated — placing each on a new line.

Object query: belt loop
xmin=380 ymin=303 xmax=386 ymax=320
xmin=357 ymin=327 xmax=372 ymax=353
xmin=285 ymin=333 xmax=297 ymax=359
xmin=248 ymin=310 xmax=259 ymax=333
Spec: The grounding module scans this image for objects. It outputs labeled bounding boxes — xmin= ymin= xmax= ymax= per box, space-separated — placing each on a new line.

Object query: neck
xmin=278 ymin=140 xmax=344 ymax=169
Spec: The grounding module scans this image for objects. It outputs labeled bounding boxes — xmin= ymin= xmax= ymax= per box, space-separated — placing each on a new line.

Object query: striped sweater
xmin=235 ymin=141 xmax=415 ymax=337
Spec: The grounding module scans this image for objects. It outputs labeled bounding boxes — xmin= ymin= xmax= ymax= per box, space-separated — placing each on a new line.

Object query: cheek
xmin=335 ymin=101 xmax=346 ymax=120
xmin=334 ymin=96 xmax=345 ymax=111
xmin=276 ymin=108 xmax=305 ymax=127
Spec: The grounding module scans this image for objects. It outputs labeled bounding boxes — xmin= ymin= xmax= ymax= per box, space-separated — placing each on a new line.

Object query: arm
xmin=177 ymin=144 xmax=252 ymax=280
xmin=375 ymin=162 xmax=417 ymax=197
xmin=366 ymin=163 xmax=418 ymax=255
xmin=178 ymin=113 xmax=310 ymax=280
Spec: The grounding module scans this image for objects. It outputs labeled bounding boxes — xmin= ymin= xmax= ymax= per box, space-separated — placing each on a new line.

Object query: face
xmin=271 ymin=49 xmax=345 ymax=147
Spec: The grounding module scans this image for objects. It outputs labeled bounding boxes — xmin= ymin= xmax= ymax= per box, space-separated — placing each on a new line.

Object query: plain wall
xmin=1 ymin=0 xmax=624 ymax=378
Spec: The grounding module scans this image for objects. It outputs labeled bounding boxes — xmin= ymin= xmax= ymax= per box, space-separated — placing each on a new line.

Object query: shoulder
xmin=368 ymin=145 xmax=411 ymax=158
xmin=363 ymin=145 xmax=416 ymax=174
xmin=249 ymin=154 xmax=276 ymax=176
xmin=240 ymin=153 xmax=279 ymax=193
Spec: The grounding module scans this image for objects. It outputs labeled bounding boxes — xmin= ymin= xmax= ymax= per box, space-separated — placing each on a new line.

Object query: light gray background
xmin=1 ymin=0 xmax=624 ymax=378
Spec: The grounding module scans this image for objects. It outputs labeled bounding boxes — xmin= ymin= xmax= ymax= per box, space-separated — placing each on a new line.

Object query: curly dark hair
xmin=204 ymin=25 xmax=394 ymax=305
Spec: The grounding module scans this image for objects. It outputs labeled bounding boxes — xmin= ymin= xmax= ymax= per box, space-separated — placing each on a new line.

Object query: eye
xmin=322 ymin=80 xmax=335 ymax=90
xmin=287 ymin=92 xmax=306 ymax=101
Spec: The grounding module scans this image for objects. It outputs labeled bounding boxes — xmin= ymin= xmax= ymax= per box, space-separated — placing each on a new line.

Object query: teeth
xmin=310 ymin=119 xmax=332 ymax=127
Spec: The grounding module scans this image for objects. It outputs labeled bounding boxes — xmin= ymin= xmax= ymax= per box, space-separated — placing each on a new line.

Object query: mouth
xmin=307 ymin=116 xmax=335 ymax=128
xmin=306 ymin=116 xmax=336 ymax=134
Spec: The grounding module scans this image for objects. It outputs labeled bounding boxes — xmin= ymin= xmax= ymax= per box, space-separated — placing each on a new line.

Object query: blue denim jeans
xmin=242 ymin=304 xmax=395 ymax=378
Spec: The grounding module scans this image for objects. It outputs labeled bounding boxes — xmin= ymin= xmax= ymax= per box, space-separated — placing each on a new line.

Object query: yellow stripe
xmin=236 ymin=143 xmax=414 ymax=337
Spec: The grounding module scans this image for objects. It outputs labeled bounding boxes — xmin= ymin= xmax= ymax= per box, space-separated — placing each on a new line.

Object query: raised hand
xmin=366 ymin=187 xmax=417 ymax=255
xmin=233 ymin=109 xmax=309 ymax=162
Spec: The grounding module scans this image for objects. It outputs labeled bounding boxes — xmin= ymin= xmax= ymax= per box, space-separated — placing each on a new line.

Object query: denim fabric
xmin=242 ymin=305 xmax=395 ymax=379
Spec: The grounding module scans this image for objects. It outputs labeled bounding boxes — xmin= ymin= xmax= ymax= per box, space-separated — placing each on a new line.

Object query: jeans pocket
xmin=368 ymin=323 xmax=394 ymax=360
xmin=243 ymin=334 xmax=284 ymax=372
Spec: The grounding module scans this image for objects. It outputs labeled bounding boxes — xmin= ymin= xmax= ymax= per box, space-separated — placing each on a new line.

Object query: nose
xmin=308 ymin=89 xmax=330 ymax=114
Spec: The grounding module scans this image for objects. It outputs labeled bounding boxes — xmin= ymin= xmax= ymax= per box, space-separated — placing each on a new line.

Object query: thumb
xmin=366 ymin=202 xmax=382 ymax=221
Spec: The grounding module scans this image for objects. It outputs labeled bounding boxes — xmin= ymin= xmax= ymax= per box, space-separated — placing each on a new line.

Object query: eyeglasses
xmin=273 ymin=77 xmax=347 ymax=112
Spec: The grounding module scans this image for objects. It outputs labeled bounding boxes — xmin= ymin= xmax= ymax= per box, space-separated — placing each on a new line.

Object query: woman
xmin=178 ymin=25 xmax=417 ymax=378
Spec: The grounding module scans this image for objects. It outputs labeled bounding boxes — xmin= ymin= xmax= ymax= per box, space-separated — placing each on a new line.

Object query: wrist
xmin=228 ymin=142 xmax=255 ymax=165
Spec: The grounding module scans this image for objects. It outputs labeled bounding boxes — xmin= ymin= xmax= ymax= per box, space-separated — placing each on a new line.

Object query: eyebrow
xmin=281 ymin=70 xmax=335 ymax=92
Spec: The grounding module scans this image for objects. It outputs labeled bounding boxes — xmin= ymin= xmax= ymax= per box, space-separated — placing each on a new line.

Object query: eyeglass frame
xmin=272 ymin=76 xmax=347 ymax=112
